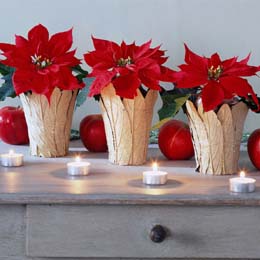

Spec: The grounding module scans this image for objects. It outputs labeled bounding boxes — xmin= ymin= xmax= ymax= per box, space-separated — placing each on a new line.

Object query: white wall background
xmin=0 ymin=0 xmax=260 ymax=131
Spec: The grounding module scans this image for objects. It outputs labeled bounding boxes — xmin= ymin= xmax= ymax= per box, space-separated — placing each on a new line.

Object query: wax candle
xmin=67 ymin=156 xmax=90 ymax=176
xmin=229 ymin=171 xmax=256 ymax=193
xmin=143 ymin=162 xmax=168 ymax=185
xmin=0 ymin=150 xmax=24 ymax=167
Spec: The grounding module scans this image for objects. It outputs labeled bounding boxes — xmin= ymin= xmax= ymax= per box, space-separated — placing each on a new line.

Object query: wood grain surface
xmin=27 ymin=205 xmax=260 ymax=258
xmin=0 ymin=140 xmax=259 ymax=205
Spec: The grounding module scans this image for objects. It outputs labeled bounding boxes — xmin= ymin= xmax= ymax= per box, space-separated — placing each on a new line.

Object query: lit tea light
xmin=143 ymin=162 xmax=168 ymax=185
xmin=229 ymin=171 xmax=256 ymax=193
xmin=0 ymin=149 xmax=24 ymax=167
xmin=67 ymin=156 xmax=90 ymax=176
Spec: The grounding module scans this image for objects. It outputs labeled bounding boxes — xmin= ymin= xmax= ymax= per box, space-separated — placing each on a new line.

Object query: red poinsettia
xmin=84 ymin=37 xmax=176 ymax=98
xmin=173 ymin=44 xmax=260 ymax=112
xmin=0 ymin=24 xmax=83 ymax=100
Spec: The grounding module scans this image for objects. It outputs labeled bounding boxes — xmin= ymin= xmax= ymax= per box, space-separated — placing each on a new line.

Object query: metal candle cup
xmin=67 ymin=156 xmax=90 ymax=176
xmin=143 ymin=162 xmax=168 ymax=185
xmin=229 ymin=171 xmax=256 ymax=193
xmin=0 ymin=150 xmax=24 ymax=167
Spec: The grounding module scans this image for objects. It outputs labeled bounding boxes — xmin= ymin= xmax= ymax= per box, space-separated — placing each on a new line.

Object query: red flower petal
xmin=133 ymin=40 xmax=152 ymax=60
xmin=174 ymin=70 xmax=208 ymax=88
xmin=184 ymin=44 xmax=208 ymax=72
xmin=53 ymin=50 xmax=80 ymax=67
xmin=239 ymin=53 xmax=250 ymax=64
xmin=221 ymin=56 xmax=237 ymax=70
xmin=13 ymin=69 xmax=49 ymax=95
xmin=140 ymin=63 xmax=161 ymax=79
xmin=49 ymin=28 xmax=73 ymax=56
xmin=208 ymin=53 xmax=221 ymax=68
xmin=222 ymin=55 xmax=260 ymax=77
xmin=27 ymin=24 xmax=49 ymax=53
xmin=0 ymin=43 xmax=15 ymax=52
xmin=84 ymin=38 xmax=175 ymax=98
xmin=15 ymin=35 xmax=28 ymax=48
xmin=201 ymin=81 xmax=225 ymax=112
xmin=159 ymin=66 xmax=176 ymax=82
xmin=28 ymin=24 xmax=49 ymax=43
xmin=84 ymin=50 xmax=115 ymax=69
xmin=113 ymin=73 xmax=141 ymax=99
xmin=220 ymin=76 xmax=259 ymax=106
xmin=139 ymin=71 xmax=160 ymax=90
xmin=88 ymin=70 xmax=117 ymax=97
xmin=56 ymin=67 xmax=83 ymax=91
xmin=92 ymin=36 xmax=120 ymax=53
xmin=135 ymin=57 xmax=155 ymax=69
xmin=0 ymin=24 xmax=81 ymax=97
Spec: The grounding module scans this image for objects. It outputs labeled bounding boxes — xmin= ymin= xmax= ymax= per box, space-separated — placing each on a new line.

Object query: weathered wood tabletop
xmin=0 ymin=140 xmax=259 ymax=206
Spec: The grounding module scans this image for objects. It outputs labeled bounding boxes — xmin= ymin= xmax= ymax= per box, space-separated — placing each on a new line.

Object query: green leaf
xmin=152 ymin=117 xmax=172 ymax=130
xmin=75 ymin=77 xmax=94 ymax=108
xmin=158 ymin=93 xmax=190 ymax=121
xmin=72 ymin=65 xmax=88 ymax=83
xmin=0 ymin=63 xmax=12 ymax=76
xmin=0 ymin=83 xmax=16 ymax=101
xmin=0 ymin=65 xmax=16 ymax=101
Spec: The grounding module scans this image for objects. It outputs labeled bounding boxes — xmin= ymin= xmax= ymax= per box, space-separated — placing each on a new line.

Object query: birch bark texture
xmin=100 ymin=84 xmax=158 ymax=165
xmin=20 ymin=88 xmax=77 ymax=157
xmin=186 ymin=100 xmax=248 ymax=175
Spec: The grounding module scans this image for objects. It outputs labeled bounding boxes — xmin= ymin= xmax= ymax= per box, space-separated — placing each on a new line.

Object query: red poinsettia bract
xmin=84 ymin=37 xmax=176 ymax=98
xmin=173 ymin=44 xmax=260 ymax=112
xmin=0 ymin=24 xmax=83 ymax=100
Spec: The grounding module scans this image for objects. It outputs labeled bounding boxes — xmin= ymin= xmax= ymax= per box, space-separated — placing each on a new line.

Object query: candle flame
xmin=75 ymin=156 xmax=81 ymax=162
xmin=240 ymin=171 xmax=246 ymax=178
xmin=9 ymin=150 xmax=14 ymax=155
xmin=152 ymin=162 xmax=158 ymax=171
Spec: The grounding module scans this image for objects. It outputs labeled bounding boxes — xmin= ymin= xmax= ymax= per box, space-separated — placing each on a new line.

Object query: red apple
xmin=248 ymin=129 xmax=260 ymax=170
xmin=80 ymin=114 xmax=107 ymax=152
xmin=158 ymin=119 xmax=194 ymax=160
xmin=0 ymin=106 xmax=29 ymax=145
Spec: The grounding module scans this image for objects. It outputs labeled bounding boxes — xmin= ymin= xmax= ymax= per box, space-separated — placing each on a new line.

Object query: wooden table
xmin=0 ymin=140 xmax=259 ymax=260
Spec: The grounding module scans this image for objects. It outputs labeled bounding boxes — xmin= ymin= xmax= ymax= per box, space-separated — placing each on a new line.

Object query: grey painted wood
xmin=0 ymin=141 xmax=259 ymax=205
xmin=27 ymin=205 xmax=260 ymax=258
xmin=0 ymin=141 xmax=259 ymax=259
xmin=0 ymin=205 xmax=25 ymax=257
xmin=2 ymin=258 xmax=253 ymax=260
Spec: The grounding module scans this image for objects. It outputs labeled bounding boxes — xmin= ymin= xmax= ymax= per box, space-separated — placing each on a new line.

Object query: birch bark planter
xmin=100 ymin=84 xmax=158 ymax=165
xmin=20 ymin=88 xmax=78 ymax=157
xmin=186 ymin=100 xmax=248 ymax=175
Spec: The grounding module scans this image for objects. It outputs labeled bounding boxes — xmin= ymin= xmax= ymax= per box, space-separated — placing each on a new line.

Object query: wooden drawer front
xmin=26 ymin=205 xmax=260 ymax=258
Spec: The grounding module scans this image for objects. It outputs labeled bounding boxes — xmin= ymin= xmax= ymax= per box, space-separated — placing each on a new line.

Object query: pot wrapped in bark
xmin=186 ymin=100 xmax=248 ymax=175
xmin=100 ymin=84 xmax=157 ymax=165
xmin=20 ymin=88 xmax=77 ymax=157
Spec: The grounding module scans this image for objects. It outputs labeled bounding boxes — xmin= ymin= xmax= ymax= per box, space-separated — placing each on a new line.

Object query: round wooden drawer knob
xmin=150 ymin=225 xmax=167 ymax=243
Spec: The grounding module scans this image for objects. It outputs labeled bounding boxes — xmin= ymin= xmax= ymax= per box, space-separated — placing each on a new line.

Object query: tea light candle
xmin=67 ymin=156 xmax=90 ymax=176
xmin=143 ymin=162 xmax=168 ymax=185
xmin=0 ymin=150 xmax=24 ymax=167
xmin=229 ymin=171 xmax=256 ymax=193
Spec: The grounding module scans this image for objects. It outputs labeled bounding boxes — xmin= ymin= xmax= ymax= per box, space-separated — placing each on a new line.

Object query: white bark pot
xmin=20 ymin=88 xmax=77 ymax=157
xmin=186 ymin=100 xmax=248 ymax=175
xmin=100 ymin=84 xmax=158 ymax=166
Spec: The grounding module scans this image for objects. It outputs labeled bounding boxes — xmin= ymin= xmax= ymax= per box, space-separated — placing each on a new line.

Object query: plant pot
xmin=100 ymin=84 xmax=158 ymax=165
xmin=186 ymin=100 xmax=248 ymax=175
xmin=20 ymin=88 xmax=78 ymax=157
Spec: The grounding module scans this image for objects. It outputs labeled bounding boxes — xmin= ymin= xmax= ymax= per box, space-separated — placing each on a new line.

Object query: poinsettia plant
xmin=173 ymin=44 xmax=260 ymax=112
xmin=0 ymin=24 xmax=87 ymax=102
xmin=83 ymin=37 xmax=176 ymax=99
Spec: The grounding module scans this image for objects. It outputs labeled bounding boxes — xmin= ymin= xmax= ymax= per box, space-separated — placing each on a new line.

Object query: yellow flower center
xmin=208 ymin=65 xmax=223 ymax=80
xmin=31 ymin=55 xmax=52 ymax=69
xmin=117 ymin=56 xmax=132 ymax=66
